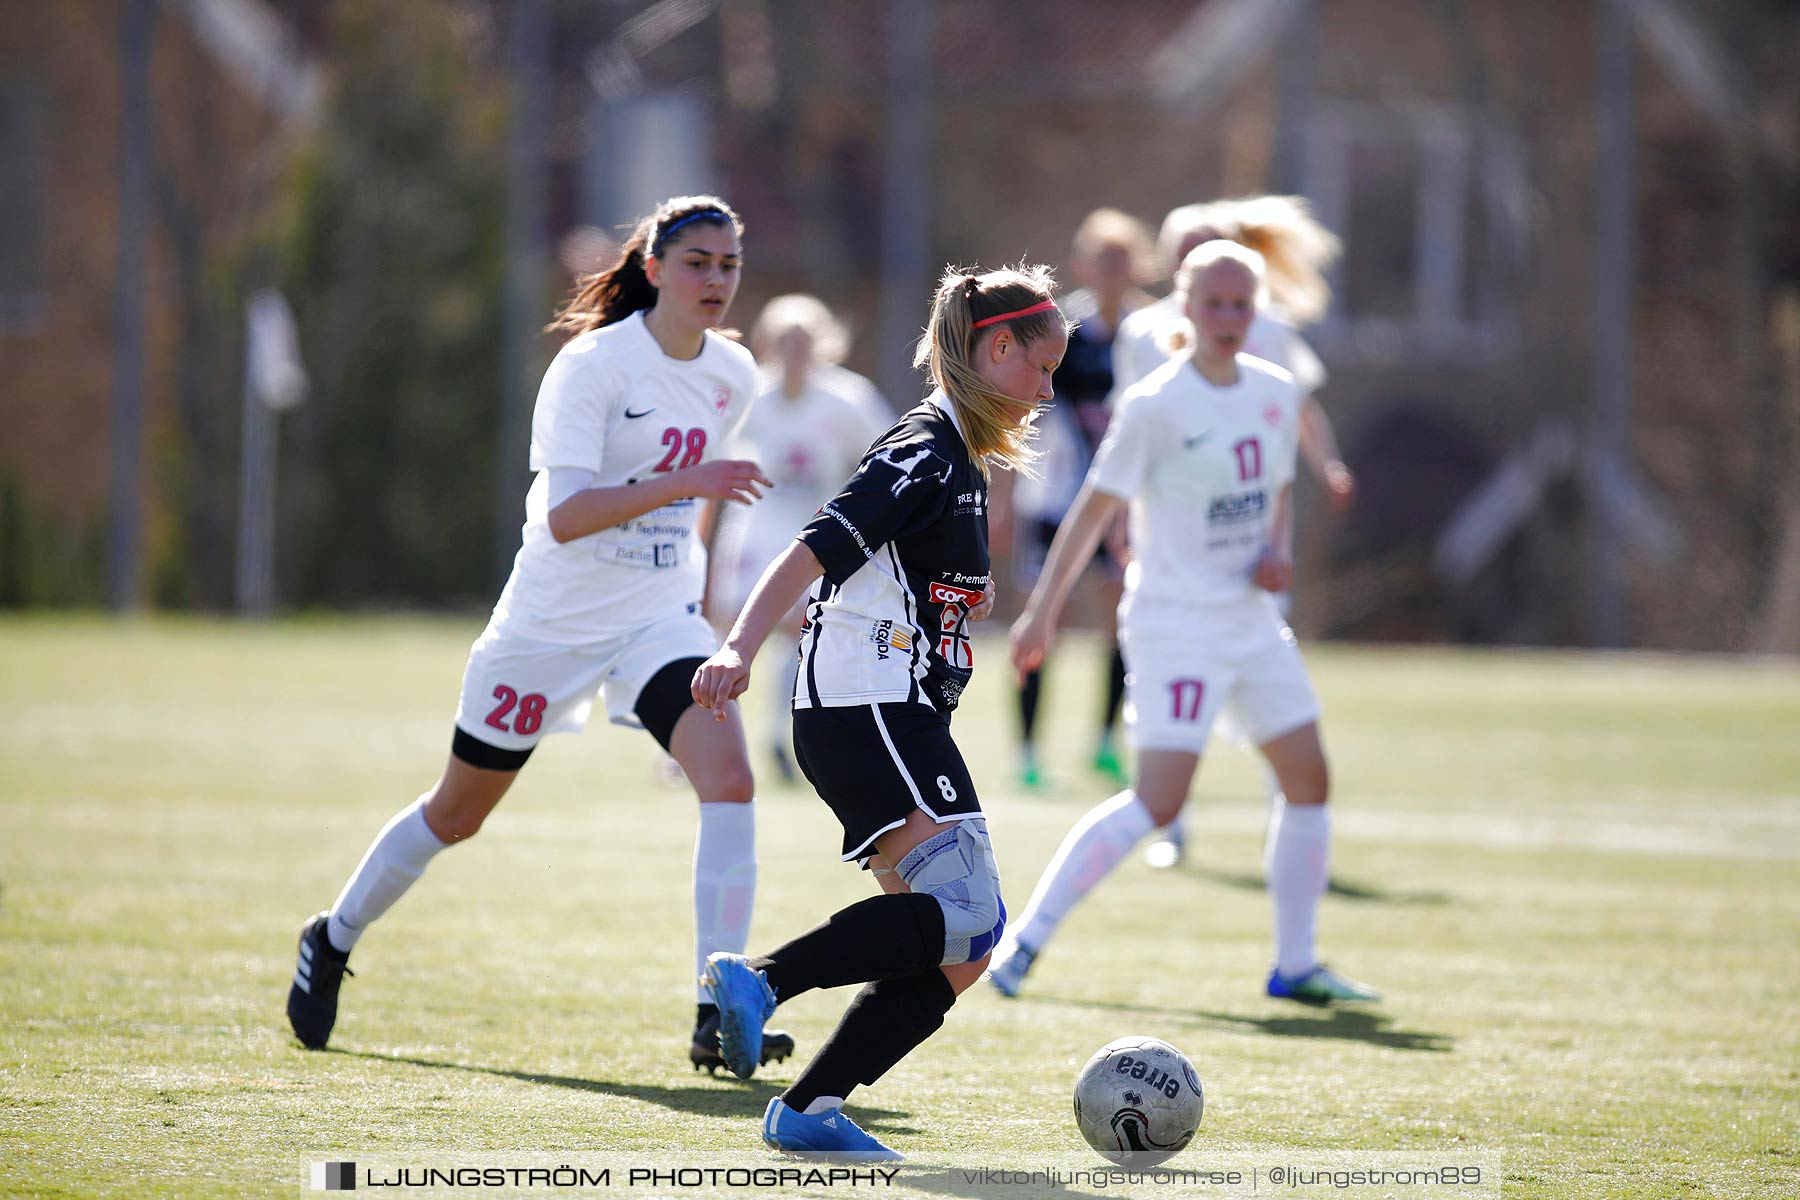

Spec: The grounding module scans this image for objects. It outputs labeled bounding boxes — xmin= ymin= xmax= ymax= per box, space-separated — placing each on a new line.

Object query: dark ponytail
xmin=548 ymin=195 xmax=744 ymax=336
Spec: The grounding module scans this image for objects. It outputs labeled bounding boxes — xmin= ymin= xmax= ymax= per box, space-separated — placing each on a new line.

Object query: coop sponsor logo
xmin=929 ymin=581 xmax=984 ymax=607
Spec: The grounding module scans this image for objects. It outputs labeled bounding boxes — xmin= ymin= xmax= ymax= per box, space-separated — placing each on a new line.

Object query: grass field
xmin=2 ymin=615 xmax=1797 ymax=1198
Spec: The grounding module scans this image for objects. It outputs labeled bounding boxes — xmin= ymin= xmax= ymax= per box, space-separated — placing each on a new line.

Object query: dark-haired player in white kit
xmin=690 ymin=265 xmax=1068 ymax=1159
xmin=285 ymin=195 xmax=800 ymax=1073
xmin=988 ymin=241 xmax=1379 ymax=1006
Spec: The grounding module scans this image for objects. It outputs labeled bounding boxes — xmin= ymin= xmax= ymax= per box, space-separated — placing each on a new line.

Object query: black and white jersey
xmin=793 ymin=390 xmax=990 ymax=714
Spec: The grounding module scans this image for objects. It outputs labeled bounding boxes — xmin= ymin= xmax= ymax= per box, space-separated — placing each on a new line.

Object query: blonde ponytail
xmin=1207 ymin=195 xmax=1339 ymax=326
xmin=913 ymin=264 xmax=1063 ymax=478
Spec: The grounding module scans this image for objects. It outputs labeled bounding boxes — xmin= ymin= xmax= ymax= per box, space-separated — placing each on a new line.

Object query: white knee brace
xmin=896 ymin=818 xmax=1006 ymax=966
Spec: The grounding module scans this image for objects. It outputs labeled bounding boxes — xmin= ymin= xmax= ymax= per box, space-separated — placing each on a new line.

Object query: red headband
xmin=971 ymin=299 xmax=1059 ymax=330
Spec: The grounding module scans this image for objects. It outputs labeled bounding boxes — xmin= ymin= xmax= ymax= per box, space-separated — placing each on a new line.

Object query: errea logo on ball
xmin=310 ymin=1161 xmax=355 ymax=1191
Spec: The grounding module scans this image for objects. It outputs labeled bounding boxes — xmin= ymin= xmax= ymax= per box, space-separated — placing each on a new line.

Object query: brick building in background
xmin=578 ymin=0 xmax=1800 ymax=650
xmin=0 ymin=0 xmax=316 ymax=605
xmin=4 ymin=0 xmax=1796 ymax=650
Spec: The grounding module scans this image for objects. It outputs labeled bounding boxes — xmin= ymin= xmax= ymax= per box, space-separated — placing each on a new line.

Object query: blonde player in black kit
xmin=690 ymin=266 xmax=1067 ymax=1160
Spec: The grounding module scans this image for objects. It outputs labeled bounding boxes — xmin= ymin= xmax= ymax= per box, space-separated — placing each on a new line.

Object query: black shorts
xmin=792 ymin=702 xmax=983 ymax=865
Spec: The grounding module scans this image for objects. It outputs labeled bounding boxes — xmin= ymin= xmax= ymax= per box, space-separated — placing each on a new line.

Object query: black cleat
xmin=287 ymin=911 xmax=352 ymax=1049
xmin=689 ymin=1010 xmax=796 ymax=1076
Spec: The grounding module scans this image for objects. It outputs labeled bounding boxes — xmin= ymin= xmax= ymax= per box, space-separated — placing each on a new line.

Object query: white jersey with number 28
xmin=490 ymin=311 xmax=758 ymax=644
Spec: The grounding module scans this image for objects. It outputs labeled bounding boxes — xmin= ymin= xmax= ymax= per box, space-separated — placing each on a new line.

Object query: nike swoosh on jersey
xmin=1183 ymin=432 xmax=1213 ymax=448
xmin=624 ymin=407 xmax=655 ymax=418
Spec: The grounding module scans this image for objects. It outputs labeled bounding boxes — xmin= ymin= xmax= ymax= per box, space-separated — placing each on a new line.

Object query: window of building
xmin=1302 ymin=100 xmax=1526 ymax=364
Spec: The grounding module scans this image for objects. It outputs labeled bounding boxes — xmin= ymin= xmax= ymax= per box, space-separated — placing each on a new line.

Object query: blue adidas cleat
xmin=762 ymin=1097 xmax=903 ymax=1161
xmin=1266 ymin=963 xmax=1382 ymax=1004
xmin=701 ymin=953 xmax=776 ymax=1080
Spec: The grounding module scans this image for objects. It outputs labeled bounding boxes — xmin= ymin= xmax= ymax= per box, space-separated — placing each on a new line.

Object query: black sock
xmin=783 ymin=970 xmax=957 ymax=1112
xmin=1103 ymin=644 xmax=1127 ymax=733
xmin=752 ymin=892 xmax=944 ymax=1004
xmin=1019 ymin=669 xmax=1043 ymax=744
xmin=694 ymin=1003 xmax=718 ymax=1033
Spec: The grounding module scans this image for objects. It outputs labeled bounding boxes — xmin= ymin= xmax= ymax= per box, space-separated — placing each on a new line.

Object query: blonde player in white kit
xmin=710 ymin=295 xmax=890 ymax=781
xmin=986 ymin=241 xmax=1380 ymax=1004
xmin=1123 ymin=196 xmax=1356 ymax=867
xmin=1112 ymin=196 xmax=1353 ymax=508
xmin=286 ymin=195 xmax=802 ymax=1073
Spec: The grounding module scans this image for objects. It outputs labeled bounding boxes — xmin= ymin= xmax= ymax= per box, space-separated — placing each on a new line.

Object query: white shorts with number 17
xmin=1121 ymin=593 xmax=1320 ymax=755
xmin=452 ymin=609 xmax=718 ymax=753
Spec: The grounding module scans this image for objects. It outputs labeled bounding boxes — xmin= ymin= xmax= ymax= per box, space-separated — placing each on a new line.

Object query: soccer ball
xmin=1072 ymin=1036 xmax=1204 ymax=1166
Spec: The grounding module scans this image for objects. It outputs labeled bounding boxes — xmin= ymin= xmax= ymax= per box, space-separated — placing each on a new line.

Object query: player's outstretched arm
xmin=546 ymin=459 xmax=773 ymax=543
xmin=1298 ymin=397 xmax=1354 ymax=510
xmin=1010 ymin=480 xmax=1124 ymax=679
xmin=691 ymin=540 xmax=826 ymax=716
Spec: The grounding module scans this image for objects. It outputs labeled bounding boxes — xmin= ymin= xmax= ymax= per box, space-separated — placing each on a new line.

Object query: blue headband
xmin=651 ymin=210 xmax=728 ymax=257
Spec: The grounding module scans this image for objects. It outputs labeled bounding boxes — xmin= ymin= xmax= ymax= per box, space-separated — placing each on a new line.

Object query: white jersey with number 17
xmin=489 ymin=311 xmax=758 ymax=644
xmin=1089 ymin=353 xmax=1301 ymax=623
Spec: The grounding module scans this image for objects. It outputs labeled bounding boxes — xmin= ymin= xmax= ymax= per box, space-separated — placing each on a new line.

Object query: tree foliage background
xmin=266 ymin=4 xmax=506 ymax=608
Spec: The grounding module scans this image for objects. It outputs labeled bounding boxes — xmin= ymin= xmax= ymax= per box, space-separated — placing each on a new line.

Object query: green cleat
xmin=1266 ymin=964 xmax=1382 ymax=1004
xmin=1091 ymin=744 xmax=1127 ymax=785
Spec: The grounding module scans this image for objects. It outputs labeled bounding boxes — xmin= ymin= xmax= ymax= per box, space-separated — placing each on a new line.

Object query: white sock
xmin=1261 ymin=761 xmax=1285 ymax=854
xmin=802 ymin=1096 xmax=845 ymax=1116
xmin=1012 ymin=791 xmax=1157 ymax=951
xmin=694 ymin=801 xmax=757 ymax=1001
xmin=327 ymin=798 xmax=449 ymax=952
xmin=1265 ymin=799 xmax=1329 ymax=977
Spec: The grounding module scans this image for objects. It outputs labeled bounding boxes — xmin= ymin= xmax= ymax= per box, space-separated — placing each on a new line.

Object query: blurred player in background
xmin=988 ymin=241 xmax=1379 ymax=1006
xmin=690 ymin=265 xmax=1066 ymax=1158
xmin=992 ymin=209 xmax=1154 ymax=790
xmin=286 ymin=195 xmax=800 ymax=1075
xmin=1124 ymin=195 xmax=1356 ymax=868
xmin=709 ymin=294 xmax=890 ymax=782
